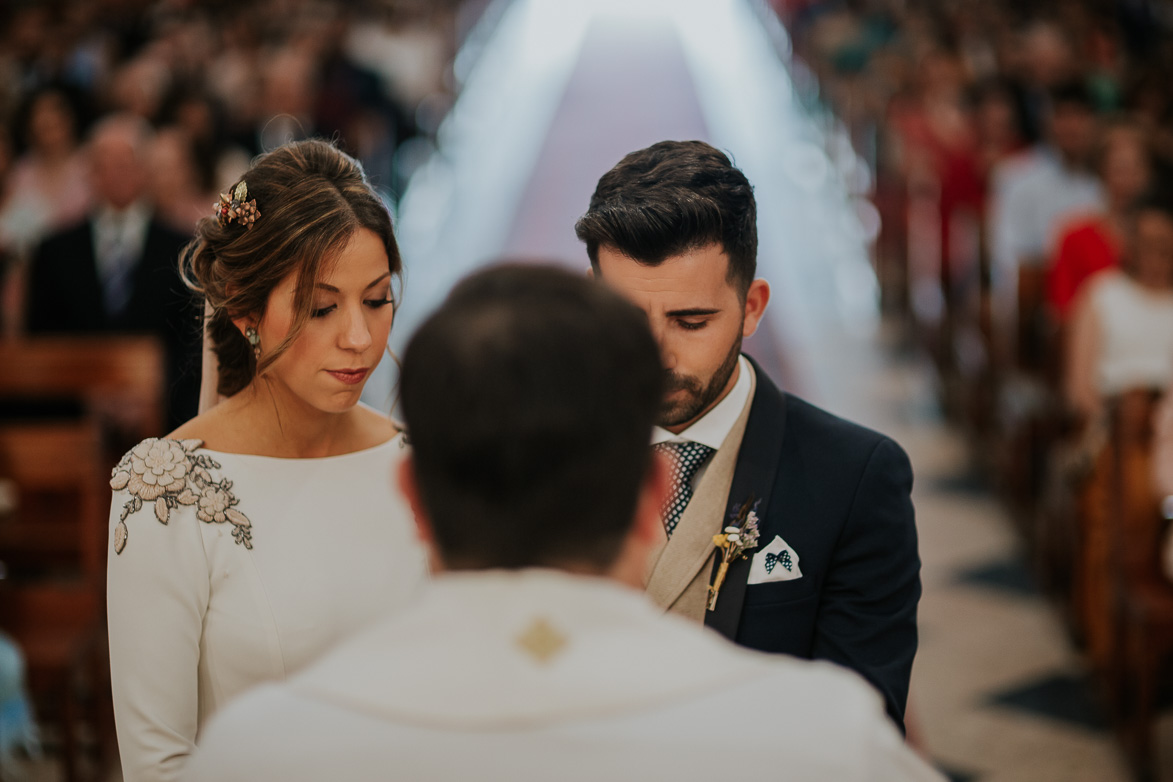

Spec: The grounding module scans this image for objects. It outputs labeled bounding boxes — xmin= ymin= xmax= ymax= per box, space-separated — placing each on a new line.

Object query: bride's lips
xmin=326 ymin=368 xmax=369 ymax=385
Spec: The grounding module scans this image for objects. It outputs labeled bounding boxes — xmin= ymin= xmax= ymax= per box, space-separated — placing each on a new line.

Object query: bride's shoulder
xmin=351 ymin=404 xmax=402 ymax=447
xmin=110 ymin=436 xmax=206 ymax=486
xmin=164 ymin=397 xmax=258 ymax=453
xmin=109 ymin=433 xmax=254 ymax=555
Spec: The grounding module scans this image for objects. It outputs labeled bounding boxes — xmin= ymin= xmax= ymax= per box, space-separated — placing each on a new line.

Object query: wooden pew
xmin=0 ymin=336 xmax=166 ymax=445
xmin=1057 ymin=392 xmax=1161 ymax=675
xmin=0 ymin=336 xmax=166 ymax=576
xmin=0 ymin=419 xmax=113 ymax=781
xmin=0 ymin=422 xmax=106 ymax=581
xmin=1108 ymin=389 xmax=1173 ymax=780
xmin=1073 ymin=410 xmax=1119 ymax=669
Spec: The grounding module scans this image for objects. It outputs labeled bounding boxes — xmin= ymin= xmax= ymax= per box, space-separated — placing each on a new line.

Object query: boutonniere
xmin=707 ymin=496 xmax=761 ymax=611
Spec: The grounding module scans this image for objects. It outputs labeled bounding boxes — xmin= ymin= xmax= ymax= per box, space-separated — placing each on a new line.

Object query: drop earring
xmin=245 ymin=326 xmax=261 ymax=359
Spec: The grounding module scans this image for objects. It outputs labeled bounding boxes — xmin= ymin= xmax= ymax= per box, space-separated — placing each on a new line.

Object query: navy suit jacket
xmin=704 ymin=356 xmax=920 ymax=729
xmin=26 ymin=217 xmax=199 ymax=428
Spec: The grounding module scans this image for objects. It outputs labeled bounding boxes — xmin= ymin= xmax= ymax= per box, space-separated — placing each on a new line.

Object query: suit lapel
xmin=77 ymin=221 xmax=108 ymax=328
xmin=704 ymin=356 xmax=788 ymax=640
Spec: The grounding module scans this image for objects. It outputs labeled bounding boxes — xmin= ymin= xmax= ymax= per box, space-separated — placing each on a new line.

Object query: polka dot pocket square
xmin=748 ymin=535 xmax=803 ymax=584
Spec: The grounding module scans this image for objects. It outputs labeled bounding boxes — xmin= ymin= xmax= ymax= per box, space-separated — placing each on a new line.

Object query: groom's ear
xmin=396 ymin=458 xmax=435 ymax=546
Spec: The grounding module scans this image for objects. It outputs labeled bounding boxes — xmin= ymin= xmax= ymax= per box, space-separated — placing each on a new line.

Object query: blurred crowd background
xmin=0 ymin=0 xmax=474 ymax=340
xmin=784 ymin=2 xmax=1173 ymax=778
xmin=2 ymin=0 xmax=1173 ymax=779
xmin=777 ymin=4 xmax=1173 ymax=463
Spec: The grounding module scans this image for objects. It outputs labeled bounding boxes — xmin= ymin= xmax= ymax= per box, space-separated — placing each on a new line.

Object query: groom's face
xmin=596 ymin=242 xmax=758 ymax=433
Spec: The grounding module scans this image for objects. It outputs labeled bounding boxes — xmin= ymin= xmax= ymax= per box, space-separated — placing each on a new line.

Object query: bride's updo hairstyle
xmin=180 ymin=139 xmax=400 ymax=397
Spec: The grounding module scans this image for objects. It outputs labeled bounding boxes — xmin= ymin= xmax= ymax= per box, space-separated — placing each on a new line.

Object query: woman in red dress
xmin=1048 ymin=120 xmax=1153 ymax=319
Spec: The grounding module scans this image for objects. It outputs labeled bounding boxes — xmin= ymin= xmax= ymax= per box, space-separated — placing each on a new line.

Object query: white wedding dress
xmin=106 ymin=432 xmax=427 ymax=782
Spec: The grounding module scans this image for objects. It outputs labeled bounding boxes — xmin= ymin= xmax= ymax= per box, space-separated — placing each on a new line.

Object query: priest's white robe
xmin=183 ymin=570 xmax=943 ymax=782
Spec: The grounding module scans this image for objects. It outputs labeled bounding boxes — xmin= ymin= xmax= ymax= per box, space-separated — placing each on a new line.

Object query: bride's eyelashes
xmin=310 ymin=297 xmax=394 ymax=319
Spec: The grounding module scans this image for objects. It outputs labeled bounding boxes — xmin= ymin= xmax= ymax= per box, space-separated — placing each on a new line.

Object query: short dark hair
xmin=1050 ymin=80 xmax=1095 ymax=112
xmin=400 ymin=264 xmax=664 ymax=570
xmin=575 ymin=140 xmax=757 ymax=295
xmin=1128 ymin=187 xmax=1173 ymax=220
xmin=1122 ymin=186 xmax=1173 ymax=260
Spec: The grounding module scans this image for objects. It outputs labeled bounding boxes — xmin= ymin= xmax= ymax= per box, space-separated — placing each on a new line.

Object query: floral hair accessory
xmin=216 ymin=181 xmax=261 ymax=229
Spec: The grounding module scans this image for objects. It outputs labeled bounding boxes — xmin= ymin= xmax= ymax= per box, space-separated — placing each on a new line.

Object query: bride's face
xmin=256 ymin=228 xmax=394 ymax=414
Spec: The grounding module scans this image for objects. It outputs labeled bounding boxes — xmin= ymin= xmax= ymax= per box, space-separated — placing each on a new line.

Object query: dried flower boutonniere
xmin=707 ymin=496 xmax=761 ymax=611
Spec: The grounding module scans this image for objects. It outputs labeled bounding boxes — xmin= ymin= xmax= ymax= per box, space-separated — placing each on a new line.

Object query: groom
xmin=577 ymin=140 xmax=921 ymax=729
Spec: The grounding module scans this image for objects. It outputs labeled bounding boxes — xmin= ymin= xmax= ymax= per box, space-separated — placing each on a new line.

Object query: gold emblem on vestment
xmin=515 ymin=617 xmax=567 ymax=664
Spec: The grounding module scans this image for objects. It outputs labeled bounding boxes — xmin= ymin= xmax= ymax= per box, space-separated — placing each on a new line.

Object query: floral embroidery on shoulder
xmin=109 ymin=438 xmax=253 ymax=555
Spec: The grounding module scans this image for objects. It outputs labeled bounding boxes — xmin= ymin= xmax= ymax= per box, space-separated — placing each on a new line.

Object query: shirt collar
xmin=92 ymin=201 xmax=150 ymax=273
xmin=651 ymin=355 xmax=753 ymax=450
xmin=94 ymin=200 xmax=150 ymax=243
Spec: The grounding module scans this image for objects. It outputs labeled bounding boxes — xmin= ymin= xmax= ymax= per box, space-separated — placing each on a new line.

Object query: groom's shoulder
xmin=745 ymin=368 xmax=908 ymax=483
xmin=781 ymin=393 xmax=890 ymax=451
xmin=749 ymin=367 xmax=894 ymax=458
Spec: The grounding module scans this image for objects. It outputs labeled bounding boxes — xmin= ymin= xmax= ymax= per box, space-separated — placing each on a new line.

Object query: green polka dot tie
xmin=653 ymin=441 xmax=716 ymax=537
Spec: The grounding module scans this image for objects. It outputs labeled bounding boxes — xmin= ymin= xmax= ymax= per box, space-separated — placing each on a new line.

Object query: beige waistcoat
xmin=644 ymin=369 xmax=756 ymax=622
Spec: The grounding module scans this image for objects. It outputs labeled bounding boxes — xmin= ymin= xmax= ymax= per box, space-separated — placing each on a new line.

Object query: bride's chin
xmin=323 ymin=388 xmax=367 ymax=412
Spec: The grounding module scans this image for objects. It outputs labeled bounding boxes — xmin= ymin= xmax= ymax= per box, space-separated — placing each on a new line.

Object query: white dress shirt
xmin=92 ymin=201 xmax=152 ymax=313
xmin=92 ymin=201 xmax=150 ymax=279
xmin=1088 ymin=274 xmax=1173 ymax=395
xmin=989 ymin=146 xmax=1103 ymax=279
xmin=651 ymin=354 xmax=754 ymax=488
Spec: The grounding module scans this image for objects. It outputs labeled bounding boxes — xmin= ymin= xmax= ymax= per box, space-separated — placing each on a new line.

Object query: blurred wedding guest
xmin=254 ymin=47 xmax=318 ymax=153
xmin=1156 ymin=392 xmax=1173 ymax=501
xmin=157 ymin=88 xmax=249 ymax=196
xmin=108 ymin=139 xmax=426 ymax=782
xmin=972 ymin=79 xmax=1028 ymax=187
xmin=1154 ymin=392 xmax=1173 ymax=580
xmin=989 ymin=81 xmax=1103 ymax=362
xmin=990 ymin=81 xmax=1103 ymax=284
xmin=0 ymin=84 xmax=92 ymax=258
xmin=24 ymin=114 xmax=198 ymax=427
xmin=1065 ymin=191 xmax=1173 ymax=422
xmin=0 ymin=126 xmax=16 ymax=336
xmin=1048 ymin=120 xmax=1154 ymax=319
xmin=147 ymin=126 xmax=217 ymax=233
xmin=1013 ymin=21 xmax=1077 ymax=142
xmin=889 ymin=49 xmax=984 ymax=282
xmin=183 ymin=265 xmax=943 ymax=782
xmin=0 ymin=127 xmax=13 ymax=195
xmin=1125 ymin=65 xmax=1173 ymax=164
xmin=0 ymin=632 xmax=38 ymax=772
xmin=108 ymin=55 xmax=172 ymax=122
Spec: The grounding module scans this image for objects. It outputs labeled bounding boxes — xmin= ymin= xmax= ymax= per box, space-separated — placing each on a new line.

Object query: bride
xmin=107 ymin=139 xmax=427 ymax=782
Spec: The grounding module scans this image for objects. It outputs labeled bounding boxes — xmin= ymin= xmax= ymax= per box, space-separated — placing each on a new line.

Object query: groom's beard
xmin=658 ymin=333 xmax=742 ymax=429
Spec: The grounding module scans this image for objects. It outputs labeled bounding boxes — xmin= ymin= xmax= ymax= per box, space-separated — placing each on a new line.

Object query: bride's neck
xmin=231 ymin=380 xmax=354 ymax=458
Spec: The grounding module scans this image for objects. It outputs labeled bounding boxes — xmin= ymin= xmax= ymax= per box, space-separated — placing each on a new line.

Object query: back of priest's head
xmin=399 ymin=263 xmax=663 ymax=573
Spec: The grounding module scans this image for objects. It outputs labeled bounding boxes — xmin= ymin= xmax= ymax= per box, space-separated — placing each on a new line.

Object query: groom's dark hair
xmin=575 ymin=140 xmax=758 ymax=297
xmin=401 ymin=264 xmax=664 ymax=570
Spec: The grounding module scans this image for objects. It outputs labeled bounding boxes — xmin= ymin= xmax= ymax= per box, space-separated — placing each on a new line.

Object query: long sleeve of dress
xmin=107 ymin=439 xmax=212 ymax=782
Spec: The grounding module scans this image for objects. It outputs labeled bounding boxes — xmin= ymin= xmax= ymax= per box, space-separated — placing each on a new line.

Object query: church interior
xmin=1 ymin=0 xmax=1172 ymax=779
